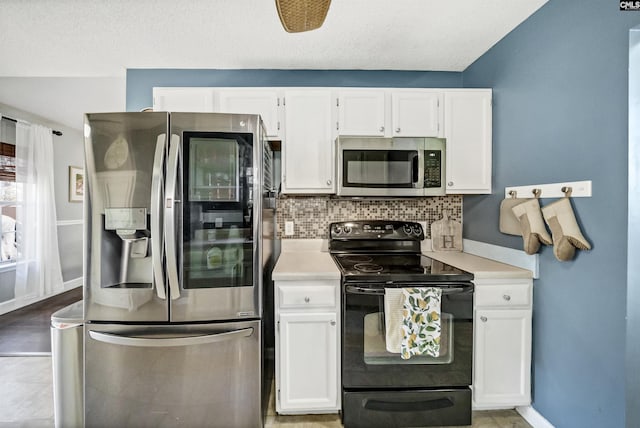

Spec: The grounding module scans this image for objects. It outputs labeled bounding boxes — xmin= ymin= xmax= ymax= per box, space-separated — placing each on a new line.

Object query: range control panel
xmin=330 ymin=220 xmax=424 ymax=240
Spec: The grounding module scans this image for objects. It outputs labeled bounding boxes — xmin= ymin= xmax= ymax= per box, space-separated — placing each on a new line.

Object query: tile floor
xmin=0 ymin=356 xmax=532 ymax=428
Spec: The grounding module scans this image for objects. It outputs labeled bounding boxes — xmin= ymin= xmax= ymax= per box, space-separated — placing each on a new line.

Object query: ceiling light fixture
xmin=275 ymin=0 xmax=332 ymax=33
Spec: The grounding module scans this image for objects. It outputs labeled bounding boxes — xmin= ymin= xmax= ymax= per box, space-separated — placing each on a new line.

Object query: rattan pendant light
xmin=275 ymin=0 xmax=332 ymax=33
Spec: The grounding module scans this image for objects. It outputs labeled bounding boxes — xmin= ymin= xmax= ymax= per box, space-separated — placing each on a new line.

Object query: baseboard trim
xmin=516 ymin=405 xmax=555 ymax=428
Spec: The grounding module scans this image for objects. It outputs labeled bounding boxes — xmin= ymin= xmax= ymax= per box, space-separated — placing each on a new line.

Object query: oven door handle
xmin=364 ymin=397 xmax=454 ymax=412
xmin=346 ymin=285 xmax=471 ymax=295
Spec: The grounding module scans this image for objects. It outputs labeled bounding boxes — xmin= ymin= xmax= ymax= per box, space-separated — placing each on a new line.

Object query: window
xmin=0 ymin=137 xmax=17 ymax=263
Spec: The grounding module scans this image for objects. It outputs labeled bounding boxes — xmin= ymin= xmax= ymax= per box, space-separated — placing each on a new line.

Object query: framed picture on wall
xmin=69 ymin=166 xmax=84 ymax=202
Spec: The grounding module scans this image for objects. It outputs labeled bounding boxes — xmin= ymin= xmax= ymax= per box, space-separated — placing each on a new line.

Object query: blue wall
xmin=463 ymin=1 xmax=640 ymax=427
xmin=125 ymin=69 xmax=462 ymax=111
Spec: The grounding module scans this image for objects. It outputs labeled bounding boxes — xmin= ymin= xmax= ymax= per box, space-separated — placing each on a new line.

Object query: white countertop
xmin=272 ymin=239 xmax=532 ymax=281
xmin=272 ymin=241 xmax=340 ymax=281
xmin=423 ymin=250 xmax=533 ymax=279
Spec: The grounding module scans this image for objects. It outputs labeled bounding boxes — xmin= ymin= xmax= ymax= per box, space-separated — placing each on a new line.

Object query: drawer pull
xmin=304 ymin=297 xmax=310 ymax=303
xmin=330 ymin=320 xmax=336 ymax=326
xmin=503 ymin=294 xmax=511 ymax=301
xmin=480 ymin=316 xmax=488 ymax=322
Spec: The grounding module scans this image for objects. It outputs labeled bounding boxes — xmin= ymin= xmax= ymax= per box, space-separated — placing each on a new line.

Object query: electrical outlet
xmin=285 ymin=221 xmax=295 ymax=236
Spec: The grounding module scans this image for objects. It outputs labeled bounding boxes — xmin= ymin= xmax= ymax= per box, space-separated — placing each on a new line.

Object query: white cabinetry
xmin=217 ymin=89 xmax=282 ymax=139
xmin=152 ymin=87 xmax=282 ymax=138
xmin=391 ymin=90 xmax=443 ymax=137
xmin=473 ymin=279 xmax=532 ymax=409
xmin=275 ymin=280 xmax=340 ymax=414
xmin=444 ymin=90 xmax=492 ymax=194
xmin=151 ymin=86 xmax=493 ymax=195
xmin=282 ymin=90 xmax=335 ymax=194
xmin=152 ymin=87 xmax=215 ymax=112
xmin=336 ymin=89 xmax=443 ymax=138
xmin=337 ymin=90 xmax=386 ymax=136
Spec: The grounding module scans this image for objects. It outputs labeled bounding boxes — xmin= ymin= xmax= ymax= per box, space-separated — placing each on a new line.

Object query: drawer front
xmin=279 ymin=284 xmax=337 ymax=309
xmin=475 ymin=283 xmax=531 ymax=308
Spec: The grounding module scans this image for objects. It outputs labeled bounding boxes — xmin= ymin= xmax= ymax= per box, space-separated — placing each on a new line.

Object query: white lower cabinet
xmin=275 ymin=280 xmax=340 ymax=414
xmin=473 ymin=279 xmax=533 ymax=409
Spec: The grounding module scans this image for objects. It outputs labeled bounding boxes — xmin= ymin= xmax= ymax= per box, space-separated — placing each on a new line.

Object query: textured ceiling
xmin=0 ymin=0 xmax=548 ymax=77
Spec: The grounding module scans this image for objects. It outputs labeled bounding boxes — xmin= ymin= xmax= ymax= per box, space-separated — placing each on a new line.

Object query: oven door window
xmin=342 ymin=284 xmax=473 ymax=389
xmin=363 ymin=312 xmax=453 ymax=365
xmin=343 ymin=150 xmax=419 ymax=188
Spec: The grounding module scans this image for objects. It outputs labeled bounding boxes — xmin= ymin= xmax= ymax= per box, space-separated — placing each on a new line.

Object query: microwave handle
xmin=413 ymin=151 xmax=425 ymax=188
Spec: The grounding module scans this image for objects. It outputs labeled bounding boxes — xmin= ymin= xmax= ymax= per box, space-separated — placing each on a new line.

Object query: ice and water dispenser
xmin=103 ymin=207 xmax=151 ymax=287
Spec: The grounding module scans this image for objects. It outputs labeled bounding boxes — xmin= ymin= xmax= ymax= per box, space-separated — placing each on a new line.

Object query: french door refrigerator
xmin=83 ymin=112 xmax=273 ymax=427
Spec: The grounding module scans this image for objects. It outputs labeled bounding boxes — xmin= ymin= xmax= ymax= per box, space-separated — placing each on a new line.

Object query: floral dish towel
xmin=400 ymin=287 xmax=442 ymax=360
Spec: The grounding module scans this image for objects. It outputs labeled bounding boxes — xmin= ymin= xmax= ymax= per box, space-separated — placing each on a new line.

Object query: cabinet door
xmin=278 ymin=312 xmax=339 ymax=412
xmin=217 ymin=90 xmax=282 ymax=139
xmin=473 ymin=308 xmax=532 ymax=408
xmin=152 ymin=87 xmax=215 ymax=112
xmin=444 ymin=90 xmax=492 ymax=194
xmin=391 ymin=90 xmax=442 ymax=137
xmin=337 ymin=90 xmax=385 ymax=136
xmin=282 ymin=90 xmax=334 ymax=193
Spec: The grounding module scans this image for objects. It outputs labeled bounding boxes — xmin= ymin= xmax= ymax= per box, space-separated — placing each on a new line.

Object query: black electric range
xmin=329 ymin=220 xmax=475 ymax=428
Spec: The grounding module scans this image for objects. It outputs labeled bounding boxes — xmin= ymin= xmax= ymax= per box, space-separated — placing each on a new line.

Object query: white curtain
xmin=14 ymin=122 xmax=64 ymax=298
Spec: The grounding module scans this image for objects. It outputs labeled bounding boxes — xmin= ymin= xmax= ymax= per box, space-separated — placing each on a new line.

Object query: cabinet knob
xmin=447 ymin=181 xmax=454 ymax=187
xmin=395 ymin=127 xmax=401 ymax=133
xmin=304 ymin=297 xmax=310 ymax=303
xmin=503 ymin=294 xmax=511 ymax=301
xmin=480 ymin=316 xmax=488 ymax=322
xmin=326 ymin=179 xmax=332 ymax=186
xmin=379 ymin=126 xmax=385 ymax=132
xmin=330 ymin=320 xmax=336 ymax=326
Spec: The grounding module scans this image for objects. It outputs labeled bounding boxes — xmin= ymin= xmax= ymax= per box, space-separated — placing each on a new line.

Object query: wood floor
xmin=0 ymin=356 xmax=533 ymax=428
xmin=0 ymin=287 xmax=82 ymax=355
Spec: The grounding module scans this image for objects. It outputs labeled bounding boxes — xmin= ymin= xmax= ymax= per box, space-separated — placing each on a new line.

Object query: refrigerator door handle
xmin=165 ymin=134 xmax=181 ymax=300
xmin=88 ymin=327 xmax=254 ymax=348
xmin=151 ymin=133 xmax=167 ymax=300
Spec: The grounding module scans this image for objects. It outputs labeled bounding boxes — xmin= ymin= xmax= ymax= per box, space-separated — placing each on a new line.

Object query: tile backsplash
xmin=276 ymin=195 xmax=462 ymax=239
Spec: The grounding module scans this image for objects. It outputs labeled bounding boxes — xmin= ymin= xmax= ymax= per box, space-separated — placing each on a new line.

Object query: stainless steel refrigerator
xmin=82 ymin=112 xmax=273 ymax=427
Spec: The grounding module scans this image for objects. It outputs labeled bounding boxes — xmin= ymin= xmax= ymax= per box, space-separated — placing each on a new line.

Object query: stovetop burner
xmin=332 ymin=252 xmax=473 ymax=283
xmin=329 ymin=220 xmax=474 ymax=283
xmin=353 ymin=262 xmax=383 ymax=273
xmin=342 ymin=255 xmax=373 ymax=263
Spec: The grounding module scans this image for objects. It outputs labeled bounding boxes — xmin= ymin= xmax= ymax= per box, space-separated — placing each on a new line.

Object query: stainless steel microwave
xmin=336 ymin=137 xmax=446 ymax=197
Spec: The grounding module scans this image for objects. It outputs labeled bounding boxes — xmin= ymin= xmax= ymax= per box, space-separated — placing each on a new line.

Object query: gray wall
xmin=462 ymin=1 xmax=639 ymax=427
xmin=0 ymin=102 xmax=83 ymax=286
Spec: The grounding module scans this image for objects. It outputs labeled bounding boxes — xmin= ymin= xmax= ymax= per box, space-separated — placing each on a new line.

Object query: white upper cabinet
xmin=152 ymin=87 xmax=215 ymax=112
xmin=217 ymin=89 xmax=282 ymax=139
xmin=444 ymin=90 xmax=492 ymax=194
xmin=336 ymin=89 xmax=443 ymax=138
xmin=282 ymin=90 xmax=335 ymax=194
xmin=337 ymin=90 xmax=386 ymax=136
xmin=391 ymin=90 xmax=443 ymax=137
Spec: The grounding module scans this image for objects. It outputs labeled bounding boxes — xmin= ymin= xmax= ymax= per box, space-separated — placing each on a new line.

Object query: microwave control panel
xmin=424 ymin=149 xmax=442 ymax=188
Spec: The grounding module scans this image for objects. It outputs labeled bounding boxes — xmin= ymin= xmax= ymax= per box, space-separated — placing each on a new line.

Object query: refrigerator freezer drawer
xmin=84 ymin=320 xmax=262 ymax=428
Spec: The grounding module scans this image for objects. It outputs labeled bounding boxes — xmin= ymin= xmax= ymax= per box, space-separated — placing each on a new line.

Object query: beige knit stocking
xmin=511 ymin=198 xmax=553 ymax=255
xmin=541 ymin=197 xmax=591 ymax=261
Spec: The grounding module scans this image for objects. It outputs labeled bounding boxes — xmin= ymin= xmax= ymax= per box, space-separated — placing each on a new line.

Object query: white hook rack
xmin=504 ymin=180 xmax=592 ymax=199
